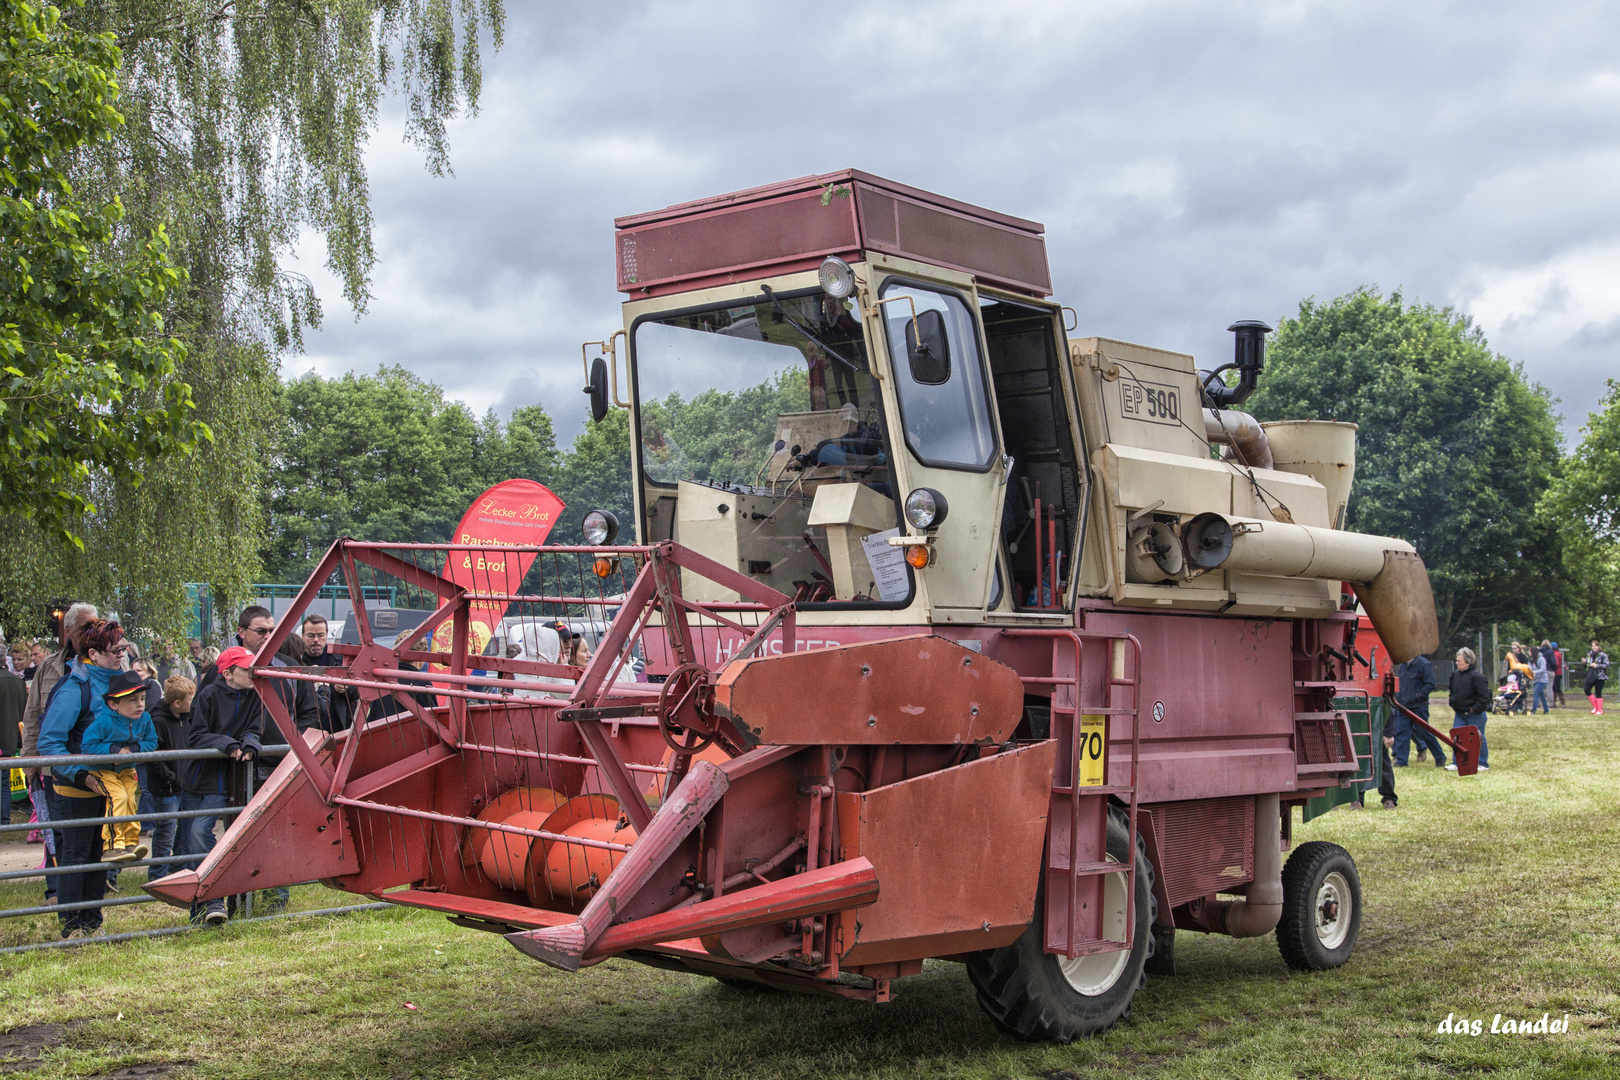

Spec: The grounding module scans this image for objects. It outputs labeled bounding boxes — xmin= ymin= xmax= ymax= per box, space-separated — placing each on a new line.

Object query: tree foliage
xmin=1 ymin=0 xmax=504 ymax=641
xmin=547 ymin=409 xmax=634 ymax=548
xmin=67 ymin=0 xmax=504 ymax=344
xmin=1245 ymin=288 xmax=1565 ymax=651
xmin=0 ymin=0 xmax=200 ymax=540
xmin=1545 ymin=379 xmax=1620 ymax=642
xmin=262 ymin=366 xmax=558 ymax=580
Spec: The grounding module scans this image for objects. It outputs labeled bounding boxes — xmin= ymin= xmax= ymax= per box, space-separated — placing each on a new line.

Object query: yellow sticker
xmin=1078 ymin=714 xmax=1107 ymax=787
xmin=9 ymin=769 xmax=24 ymax=796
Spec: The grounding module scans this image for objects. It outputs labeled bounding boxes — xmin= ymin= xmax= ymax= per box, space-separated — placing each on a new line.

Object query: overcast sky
xmin=286 ymin=0 xmax=1620 ymax=447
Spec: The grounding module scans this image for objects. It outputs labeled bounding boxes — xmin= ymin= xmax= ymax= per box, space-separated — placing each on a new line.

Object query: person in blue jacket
xmin=1394 ymin=653 xmax=1446 ymax=767
xmin=37 ymin=619 xmax=128 ymax=938
xmin=83 ymin=670 xmax=158 ymax=862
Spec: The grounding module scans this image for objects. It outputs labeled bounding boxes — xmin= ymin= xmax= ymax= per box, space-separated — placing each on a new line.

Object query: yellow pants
xmin=94 ymin=768 xmax=142 ymax=850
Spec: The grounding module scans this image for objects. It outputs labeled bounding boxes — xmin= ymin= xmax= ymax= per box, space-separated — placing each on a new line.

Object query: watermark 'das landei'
xmin=1436 ymin=1012 xmax=1574 ymax=1036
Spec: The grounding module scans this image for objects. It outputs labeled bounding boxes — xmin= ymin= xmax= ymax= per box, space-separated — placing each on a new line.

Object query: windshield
xmin=632 ymin=292 xmax=907 ymax=605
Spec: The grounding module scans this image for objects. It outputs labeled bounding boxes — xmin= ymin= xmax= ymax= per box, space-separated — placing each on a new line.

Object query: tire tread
xmin=1276 ymin=840 xmax=1360 ymax=972
xmin=967 ymin=809 xmax=1157 ymax=1042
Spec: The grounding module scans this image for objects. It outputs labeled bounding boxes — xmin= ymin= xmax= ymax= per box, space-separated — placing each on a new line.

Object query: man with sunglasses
xmin=197 ymin=606 xmax=317 ymax=916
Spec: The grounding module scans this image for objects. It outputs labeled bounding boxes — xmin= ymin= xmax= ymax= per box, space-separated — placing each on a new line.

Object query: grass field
xmin=2 ymin=701 xmax=1617 ymax=1079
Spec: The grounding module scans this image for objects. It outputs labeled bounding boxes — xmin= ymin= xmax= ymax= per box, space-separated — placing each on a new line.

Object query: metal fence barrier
xmin=4 ymin=743 xmax=387 ymax=953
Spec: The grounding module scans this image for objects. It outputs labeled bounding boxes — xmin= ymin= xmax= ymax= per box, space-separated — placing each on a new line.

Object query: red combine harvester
xmin=149 ymin=172 xmax=1460 ymax=1041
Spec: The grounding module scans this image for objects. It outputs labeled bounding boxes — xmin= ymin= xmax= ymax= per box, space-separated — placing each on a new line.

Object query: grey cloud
xmin=289 ymin=0 xmax=1620 ymax=443
xmin=1571 ymin=316 xmax=1620 ymax=349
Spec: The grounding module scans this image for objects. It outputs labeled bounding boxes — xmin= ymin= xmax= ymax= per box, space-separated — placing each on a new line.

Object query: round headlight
xmin=904 ymin=488 xmax=949 ymax=530
xmin=818 ymin=256 xmax=855 ymax=299
xmin=582 ymin=509 xmax=619 ymax=546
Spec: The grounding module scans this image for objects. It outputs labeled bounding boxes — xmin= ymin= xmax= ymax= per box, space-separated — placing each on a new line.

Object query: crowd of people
xmin=1489 ymin=639 xmax=1609 ymax=715
xmin=1369 ymin=638 xmax=1612 ymax=811
xmin=0 ymin=603 xmax=361 ymax=938
xmin=1 ymin=601 xmax=607 ymax=941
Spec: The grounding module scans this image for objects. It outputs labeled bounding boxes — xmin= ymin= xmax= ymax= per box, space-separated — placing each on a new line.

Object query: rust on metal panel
xmin=614 ymin=169 xmax=1050 ymax=297
xmin=614 ymin=169 xmax=1043 ymax=232
xmin=855 ymin=182 xmax=1052 ymax=296
xmin=586 ymin=857 xmax=878 ymax=961
xmin=835 ymin=743 xmax=1054 ymax=966
xmin=713 ymin=635 xmax=1025 ymax=746
xmin=382 ymin=889 xmax=578 ymax=931
xmin=1149 ymin=796 xmax=1256 ymax=908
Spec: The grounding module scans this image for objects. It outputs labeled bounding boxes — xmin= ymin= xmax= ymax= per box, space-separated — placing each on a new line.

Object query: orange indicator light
xmin=593 ymin=557 xmax=615 ymax=578
xmin=904 ymin=545 xmax=931 ymax=569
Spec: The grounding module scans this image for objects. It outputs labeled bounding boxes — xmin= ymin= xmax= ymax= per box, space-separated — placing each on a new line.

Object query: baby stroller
xmin=1493 ymin=673 xmax=1526 ymax=714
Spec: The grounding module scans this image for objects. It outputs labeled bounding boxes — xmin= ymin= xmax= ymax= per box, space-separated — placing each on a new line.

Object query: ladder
xmin=1005 ymin=628 xmax=1143 ymax=958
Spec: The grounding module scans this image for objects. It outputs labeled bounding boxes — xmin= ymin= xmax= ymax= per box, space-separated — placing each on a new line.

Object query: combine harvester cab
xmin=150 ymin=170 xmax=1446 ymax=1042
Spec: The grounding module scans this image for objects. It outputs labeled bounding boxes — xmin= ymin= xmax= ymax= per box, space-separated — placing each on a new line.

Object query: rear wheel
xmin=966 ymin=810 xmax=1155 ymax=1042
xmin=1276 ymin=841 xmax=1361 ymax=971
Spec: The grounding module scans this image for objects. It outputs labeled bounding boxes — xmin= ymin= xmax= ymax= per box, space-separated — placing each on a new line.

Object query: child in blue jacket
xmin=84 ymin=671 xmax=158 ymax=861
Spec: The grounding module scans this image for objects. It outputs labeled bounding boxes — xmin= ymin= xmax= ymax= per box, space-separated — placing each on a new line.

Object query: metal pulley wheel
xmin=657 ymin=662 xmax=720 ymax=755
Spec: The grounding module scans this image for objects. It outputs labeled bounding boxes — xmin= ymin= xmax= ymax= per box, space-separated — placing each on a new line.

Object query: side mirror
xmin=586 ymin=357 xmax=609 ymax=423
xmin=906 ymin=308 xmax=951 ymax=384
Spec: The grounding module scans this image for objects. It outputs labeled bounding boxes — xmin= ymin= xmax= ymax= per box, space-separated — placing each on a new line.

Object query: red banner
xmin=431 ymin=479 xmax=566 ymax=658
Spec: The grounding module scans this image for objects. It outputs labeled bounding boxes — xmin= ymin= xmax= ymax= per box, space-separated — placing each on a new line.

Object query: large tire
xmin=966 ymin=809 xmax=1155 ymax=1042
xmin=1276 ymin=841 xmax=1361 ymax=972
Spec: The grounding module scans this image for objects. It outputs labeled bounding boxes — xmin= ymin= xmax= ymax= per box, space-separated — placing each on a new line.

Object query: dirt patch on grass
xmin=0 ymin=1023 xmax=72 ymax=1072
xmin=84 ymin=1064 xmax=192 ymax=1079
xmin=1 ymin=1020 xmax=188 ymax=1079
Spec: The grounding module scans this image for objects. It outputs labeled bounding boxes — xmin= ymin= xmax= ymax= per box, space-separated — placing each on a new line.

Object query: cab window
xmin=880 ymin=282 xmax=997 ymax=470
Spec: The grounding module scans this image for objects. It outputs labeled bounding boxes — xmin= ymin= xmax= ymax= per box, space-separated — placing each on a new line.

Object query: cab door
xmin=978 ymin=293 xmax=1088 ymax=612
xmin=869 ymin=273 xmax=1007 ymax=622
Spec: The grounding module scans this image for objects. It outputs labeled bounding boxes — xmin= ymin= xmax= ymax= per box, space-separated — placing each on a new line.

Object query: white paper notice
xmin=861 ymin=527 xmax=910 ymax=602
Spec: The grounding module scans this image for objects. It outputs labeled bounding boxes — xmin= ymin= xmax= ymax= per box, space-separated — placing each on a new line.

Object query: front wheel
xmin=1276 ymin=841 xmax=1361 ymax=971
xmin=966 ymin=809 xmax=1155 ymax=1042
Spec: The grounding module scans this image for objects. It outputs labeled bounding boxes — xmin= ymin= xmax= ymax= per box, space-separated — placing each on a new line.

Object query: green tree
xmin=639 ymin=370 xmax=811 ymax=487
xmin=262 ymin=366 xmax=558 ymax=582
xmin=549 ymin=410 xmax=634 ymax=547
xmin=1 ymin=1 xmax=505 ymax=641
xmin=0 ymin=0 xmax=199 ymax=540
xmin=1245 ymin=288 xmax=1565 ymax=651
xmin=1545 ymin=379 xmax=1620 ymax=643
xmin=0 ymin=0 xmax=239 ymax=642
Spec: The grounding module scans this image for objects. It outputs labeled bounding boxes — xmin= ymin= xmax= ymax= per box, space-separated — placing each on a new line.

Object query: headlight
xmin=818 ymin=256 xmax=855 ymax=299
xmin=904 ymin=488 xmax=949 ymax=530
xmin=582 ymin=509 xmax=619 ymax=545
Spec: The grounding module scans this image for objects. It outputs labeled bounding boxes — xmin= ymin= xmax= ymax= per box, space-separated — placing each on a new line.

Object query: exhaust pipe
xmin=1200 ymin=320 xmax=1271 ymax=409
xmin=1216 ymin=793 xmax=1283 ymax=938
xmin=1203 ymin=408 xmax=1274 ymax=470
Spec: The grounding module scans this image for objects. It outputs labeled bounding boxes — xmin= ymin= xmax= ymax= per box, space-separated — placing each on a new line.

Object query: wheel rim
xmin=1056 ymin=857 xmax=1131 ymax=996
xmin=1314 ymin=870 xmax=1352 ymax=951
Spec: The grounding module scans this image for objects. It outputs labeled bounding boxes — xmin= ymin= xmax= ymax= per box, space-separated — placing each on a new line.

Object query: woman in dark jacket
xmin=1447 ymin=646 xmax=1491 ymax=772
xmin=1584 ymin=640 xmax=1608 ymax=715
